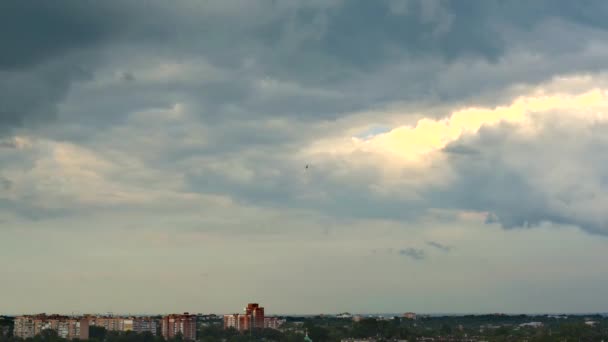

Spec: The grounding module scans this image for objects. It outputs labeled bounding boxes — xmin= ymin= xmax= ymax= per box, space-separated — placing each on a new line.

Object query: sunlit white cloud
xmin=306 ymin=82 xmax=608 ymax=168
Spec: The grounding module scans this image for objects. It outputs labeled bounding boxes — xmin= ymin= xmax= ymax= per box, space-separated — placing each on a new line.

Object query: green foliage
xmin=493 ymin=326 xmax=510 ymax=336
xmin=88 ymin=327 xmax=106 ymax=341
xmin=439 ymin=324 xmax=452 ymax=335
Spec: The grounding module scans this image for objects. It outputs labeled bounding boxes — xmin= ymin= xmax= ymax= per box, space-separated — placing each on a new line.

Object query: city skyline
xmin=3 ymin=0 xmax=608 ymax=315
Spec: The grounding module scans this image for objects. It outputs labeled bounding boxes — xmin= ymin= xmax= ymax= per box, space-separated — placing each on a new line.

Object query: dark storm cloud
xmin=6 ymin=0 xmax=608 ymax=135
xmin=431 ymin=122 xmax=608 ymax=235
xmin=0 ymin=1 xmax=136 ymax=134
xmin=0 ymin=57 xmax=93 ymax=134
xmin=4 ymin=0 xmax=608 ymax=236
xmin=0 ymin=2 xmax=128 ymax=69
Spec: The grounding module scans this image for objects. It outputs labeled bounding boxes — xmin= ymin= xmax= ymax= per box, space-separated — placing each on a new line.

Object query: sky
xmin=2 ymin=0 xmax=608 ymax=315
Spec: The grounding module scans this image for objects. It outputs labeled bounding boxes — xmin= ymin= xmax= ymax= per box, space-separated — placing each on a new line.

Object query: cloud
xmin=312 ymin=88 xmax=607 ymax=165
xmin=289 ymin=78 xmax=608 ymax=235
xmin=426 ymin=241 xmax=451 ymax=252
xmin=5 ymin=0 xmax=608 ymax=137
xmin=372 ymin=247 xmax=427 ymax=261
xmin=399 ymin=248 xmax=426 ymax=261
xmin=435 ymin=119 xmax=608 ymax=235
xmin=120 ymin=71 xmax=136 ymax=82
xmin=0 ymin=1 xmax=144 ymax=135
xmin=0 ymin=177 xmax=11 ymax=191
xmin=22 ymin=75 xmax=604 ymax=237
xmin=3 ymin=1 xmax=608 ymax=238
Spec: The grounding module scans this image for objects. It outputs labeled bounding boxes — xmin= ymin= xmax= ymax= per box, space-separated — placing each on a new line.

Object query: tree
xmin=439 ymin=324 xmax=452 ymax=335
xmin=352 ymin=319 xmax=379 ymax=338
xmin=89 ymin=327 xmax=107 ymax=341
xmin=494 ymin=326 xmax=510 ymax=336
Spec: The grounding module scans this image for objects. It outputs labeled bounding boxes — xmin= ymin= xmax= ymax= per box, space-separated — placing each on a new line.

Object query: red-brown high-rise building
xmin=161 ymin=313 xmax=196 ymax=341
xmin=245 ymin=303 xmax=265 ymax=329
xmin=224 ymin=303 xmax=266 ymax=332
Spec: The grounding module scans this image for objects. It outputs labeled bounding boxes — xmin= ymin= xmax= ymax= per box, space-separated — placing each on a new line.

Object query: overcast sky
xmin=3 ymin=0 xmax=608 ymax=315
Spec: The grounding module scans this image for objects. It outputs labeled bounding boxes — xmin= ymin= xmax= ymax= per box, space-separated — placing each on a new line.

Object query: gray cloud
xmin=431 ymin=121 xmax=608 ymax=235
xmin=5 ymin=0 xmax=608 ymax=136
xmin=0 ymin=139 xmax=17 ymax=149
xmin=442 ymin=144 xmax=480 ymax=156
xmin=2 ymin=0 xmax=608 ymax=238
xmin=399 ymin=248 xmax=426 ymax=261
xmin=0 ymin=1 xmax=136 ymax=135
xmin=372 ymin=247 xmax=426 ymax=261
xmin=427 ymin=241 xmax=452 ymax=252
xmin=120 ymin=72 xmax=136 ymax=82
xmin=0 ymin=177 xmax=11 ymax=191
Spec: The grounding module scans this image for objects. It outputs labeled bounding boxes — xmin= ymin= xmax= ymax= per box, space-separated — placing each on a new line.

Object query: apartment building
xmin=224 ymin=303 xmax=277 ymax=332
xmin=223 ymin=313 xmax=252 ymax=331
xmin=264 ymin=317 xmax=285 ymax=330
xmin=88 ymin=316 xmax=158 ymax=335
xmin=161 ymin=313 xmax=196 ymax=341
xmin=132 ymin=317 xmax=158 ymax=335
xmin=245 ymin=304 xmax=265 ymax=329
xmin=14 ymin=315 xmax=89 ymax=340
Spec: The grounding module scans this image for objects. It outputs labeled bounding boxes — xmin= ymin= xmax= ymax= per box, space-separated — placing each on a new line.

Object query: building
xmin=238 ymin=314 xmax=250 ymax=331
xmin=13 ymin=316 xmax=35 ymax=339
xmin=519 ymin=322 xmax=543 ymax=328
xmin=403 ymin=312 xmax=416 ymax=320
xmin=89 ymin=317 xmax=123 ymax=331
xmin=88 ymin=316 xmax=158 ymax=335
xmin=13 ymin=315 xmax=89 ymax=340
xmin=223 ymin=314 xmax=238 ymax=330
xmin=132 ymin=317 xmax=158 ymax=335
xmin=245 ymin=303 xmax=265 ymax=329
xmin=263 ymin=317 xmax=285 ymax=330
xmin=223 ymin=313 xmax=251 ymax=331
xmin=161 ymin=313 xmax=196 ymax=341
xmin=224 ymin=303 xmax=273 ymax=332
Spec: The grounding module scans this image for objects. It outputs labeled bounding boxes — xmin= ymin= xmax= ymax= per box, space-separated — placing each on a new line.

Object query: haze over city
xmin=2 ymin=0 xmax=608 ymax=316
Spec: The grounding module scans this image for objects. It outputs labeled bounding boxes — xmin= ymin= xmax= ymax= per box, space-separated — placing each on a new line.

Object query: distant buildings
xmin=264 ymin=317 xmax=285 ymax=329
xmin=224 ymin=303 xmax=283 ymax=332
xmin=13 ymin=314 xmax=163 ymax=340
xmin=224 ymin=303 xmax=263 ymax=332
xmin=585 ymin=320 xmax=598 ymax=327
xmin=13 ymin=314 xmax=89 ymax=340
xmin=403 ymin=312 xmax=417 ymax=320
xmin=519 ymin=322 xmax=543 ymax=328
xmin=88 ymin=316 xmax=158 ymax=335
xmin=161 ymin=313 xmax=197 ymax=341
